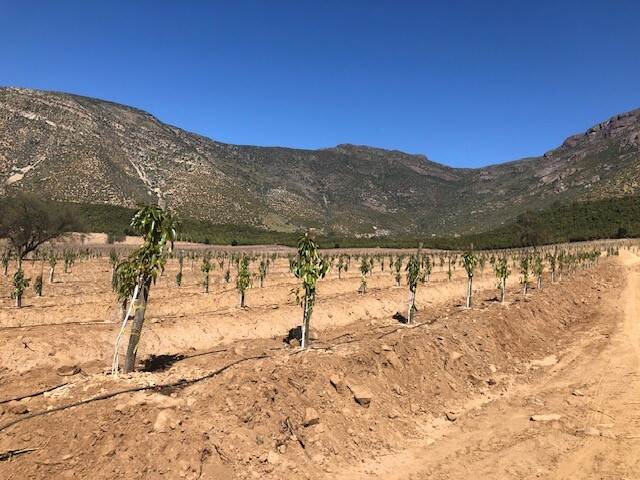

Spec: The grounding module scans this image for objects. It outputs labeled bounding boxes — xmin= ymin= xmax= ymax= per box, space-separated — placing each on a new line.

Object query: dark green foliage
xmin=11 ymin=269 xmax=29 ymax=307
xmin=236 ymin=256 xmax=251 ymax=307
xmin=0 ymin=194 xmax=78 ymax=260
xmin=112 ymin=205 xmax=177 ymax=373
xmin=10 ymin=195 xmax=640 ymax=251
xmin=291 ymin=233 xmax=330 ymax=348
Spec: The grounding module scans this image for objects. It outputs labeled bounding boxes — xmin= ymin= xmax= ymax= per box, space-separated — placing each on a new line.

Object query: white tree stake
xmin=111 ymin=284 xmax=139 ymax=376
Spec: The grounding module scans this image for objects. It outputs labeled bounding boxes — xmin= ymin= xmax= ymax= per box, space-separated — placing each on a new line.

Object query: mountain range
xmin=1 ymin=87 xmax=638 ymax=237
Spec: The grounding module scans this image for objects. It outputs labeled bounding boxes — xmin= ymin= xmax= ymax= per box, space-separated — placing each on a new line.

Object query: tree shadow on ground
xmin=141 ymin=353 xmax=185 ymax=372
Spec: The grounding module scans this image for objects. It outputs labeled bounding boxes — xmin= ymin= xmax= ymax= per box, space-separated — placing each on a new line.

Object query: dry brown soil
xmin=0 ymin=250 xmax=638 ymax=479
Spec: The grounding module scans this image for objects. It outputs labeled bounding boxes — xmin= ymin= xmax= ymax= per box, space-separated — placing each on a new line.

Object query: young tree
xmin=547 ymin=251 xmax=557 ymax=283
xmin=63 ymin=250 xmax=75 ymax=273
xmin=291 ymin=232 xmax=329 ymax=348
xmin=224 ymin=268 xmax=231 ymax=284
xmin=358 ymin=256 xmax=371 ymax=294
xmin=495 ymin=257 xmax=510 ymax=304
xmin=520 ymin=255 xmax=531 ymax=295
xmin=0 ymin=194 xmax=77 ymax=267
xmin=447 ymin=255 xmax=454 ymax=282
xmin=462 ymin=251 xmax=478 ymax=309
xmin=112 ymin=205 xmax=177 ymax=374
xmin=394 ymin=256 xmax=403 ymax=286
xmin=176 ymin=253 xmax=184 ymax=287
xmin=34 ymin=274 xmax=43 ymax=297
xmin=337 ymin=256 xmax=345 ymax=279
xmin=258 ymin=258 xmax=268 ymax=288
xmin=422 ymin=255 xmax=432 ymax=284
xmin=11 ymin=269 xmax=29 ymax=308
xmin=557 ymin=251 xmax=566 ymax=282
xmin=533 ymin=255 xmax=544 ymax=289
xmin=48 ymin=253 xmax=57 ymax=284
xmin=201 ymin=256 xmax=212 ymax=293
xmin=405 ymin=254 xmax=422 ymax=323
xmin=479 ymin=255 xmax=486 ymax=273
xmin=236 ymin=256 xmax=251 ymax=307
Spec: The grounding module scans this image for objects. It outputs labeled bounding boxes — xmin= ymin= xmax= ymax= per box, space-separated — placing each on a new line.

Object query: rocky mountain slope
xmin=1 ymin=87 xmax=638 ymax=235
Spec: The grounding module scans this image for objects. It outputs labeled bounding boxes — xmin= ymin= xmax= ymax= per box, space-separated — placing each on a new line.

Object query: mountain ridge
xmin=1 ymin=87 xmax=639 ymax=236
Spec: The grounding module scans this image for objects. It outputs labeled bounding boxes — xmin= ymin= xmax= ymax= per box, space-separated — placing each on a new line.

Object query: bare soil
xmin=0 ymin=251 xmax=637 ymax=479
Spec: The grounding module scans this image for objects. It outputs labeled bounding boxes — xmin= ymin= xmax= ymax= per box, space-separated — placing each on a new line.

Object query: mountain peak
xmin=1 ymin=87 xmax=639 ymax=236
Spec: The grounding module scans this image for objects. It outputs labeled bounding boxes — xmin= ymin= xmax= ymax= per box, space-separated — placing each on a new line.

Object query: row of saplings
xmin=104 ymin=205 xmax=606 ymax=374
xmin=2 ymin=216 xmax=606 ymax=322
xmin=2 ymin=249 xmax=79 ymax=307
xmin=111 ymin=242 xmax=608 ymax=311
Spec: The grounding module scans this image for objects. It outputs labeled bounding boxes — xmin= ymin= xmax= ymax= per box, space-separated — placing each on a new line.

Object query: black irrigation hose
xmin=0 ymin=382 xmax=69 ymax=405
xmin=0 ymin=354 xmax=268 ymax=433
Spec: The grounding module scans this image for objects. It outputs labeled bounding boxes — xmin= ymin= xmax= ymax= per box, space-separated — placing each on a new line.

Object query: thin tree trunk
xmin=112 ymin=285 xmax=139 ymax=375
xmin=49 ymin=267 xmax=54 ymax=284
xmin=123 ymin=280 xmax=150 ymax=373
xmin=407 ymin=289 xmax=416 ymax=324
xmin=240 ymin=291 xmax=245 ymax=308
xmin=15 ymin=295 xmax=22 ymax=308
xmin=466 ymin=277 xmax=473 ymax=308
xmin=301 ymin=294 xmax=309 ymax=349
xmin=301 ymin=289 xmax=315 ymax=349
xmin=500 ymin=278 xmax=506 ymax=303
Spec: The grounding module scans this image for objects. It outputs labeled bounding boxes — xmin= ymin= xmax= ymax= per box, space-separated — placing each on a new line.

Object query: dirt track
xmin=339 ymin=251 xmax=640 ymax=480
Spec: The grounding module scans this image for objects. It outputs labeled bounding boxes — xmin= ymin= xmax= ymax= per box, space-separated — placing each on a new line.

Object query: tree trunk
xmin=301 ymin=289 xmax=315 ymax=349
xmin=15 ymin=294 xmax=22 ymax=308
xmin=551 ymin=271 xmax=555 ymax=283
xmin=123 ymin=280 xmax=150 ymax=373
xmin=466 ymin=277 xmax=473 ymax=309
xmin=49 ymin=267 xmax=55 ymax=284
xmin=537 ymin=276 xmax=542 ymax=289
xmin=407 ymin=289 xmax=416 ymax=324
xmin=204 ymin=274 xmax=209 ymax=293
xmin=240 ymin=291 xmax=246 ymax=308
xmin=301 ymin=294 xmax=309 ymax=349
xmin=500 ymin=278 xmax=506 ymax=303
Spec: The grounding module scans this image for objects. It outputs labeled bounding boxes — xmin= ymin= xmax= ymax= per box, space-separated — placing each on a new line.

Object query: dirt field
xmin=0 ymin=248 xmax=638 ymax=479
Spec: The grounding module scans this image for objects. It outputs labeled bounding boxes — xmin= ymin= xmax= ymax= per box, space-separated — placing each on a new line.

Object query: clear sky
xmin=1 ymin=1 xmax=639 ymax=167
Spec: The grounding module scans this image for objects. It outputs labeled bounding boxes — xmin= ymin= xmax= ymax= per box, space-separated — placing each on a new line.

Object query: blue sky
xmin=1 ymin=1 xmax=639 ymax=167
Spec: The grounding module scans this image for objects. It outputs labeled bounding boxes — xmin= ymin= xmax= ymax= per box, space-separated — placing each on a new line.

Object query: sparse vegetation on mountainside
xmin=1 ymin=88 xmax=639 ymax=238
